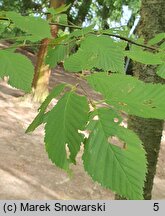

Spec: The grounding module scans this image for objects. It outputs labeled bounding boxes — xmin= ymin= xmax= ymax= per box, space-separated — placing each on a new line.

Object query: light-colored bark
xmin=32 ymin=0 xmax=65 ymax=102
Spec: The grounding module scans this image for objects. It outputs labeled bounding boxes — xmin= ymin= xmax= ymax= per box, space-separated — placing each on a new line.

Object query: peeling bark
xmin=32 ymin=0 xmax=65 ymax=102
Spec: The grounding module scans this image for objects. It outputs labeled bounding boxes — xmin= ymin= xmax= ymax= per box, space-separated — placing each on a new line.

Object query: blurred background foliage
xmin=0 ymin=0 xmax=140 ymax=27
xmin=0 ymin=0 xmax=140 ymax=52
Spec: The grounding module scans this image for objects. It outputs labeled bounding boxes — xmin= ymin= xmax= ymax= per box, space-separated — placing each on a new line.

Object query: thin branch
xmin=0 ymin=18 xmax=10 ymax=21
xmin=75 ymin=76 xmax=96 ymax=108
xmin=0 ymin=17 xmax=160 ymax=51
xmin=49 ymin=22 xmax=82 ymax=29
xmin=50 ymin=22 xmax=159 ymax=51
xmin=0 ymin=41 xmax=68 ymax=50
xmin=101 ymin=33 xmax=158 ymax=51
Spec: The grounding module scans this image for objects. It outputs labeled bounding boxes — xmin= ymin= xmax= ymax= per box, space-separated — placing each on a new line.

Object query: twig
xmin=49 ymin=22 xmax=82 ymax=29
xmin=96 ymin=32 xmax=158 ymax=51
xmin=0 ymin=17 xmax=161 ymax=51
xmin=49 ymin=22 xmax=159 ymax=51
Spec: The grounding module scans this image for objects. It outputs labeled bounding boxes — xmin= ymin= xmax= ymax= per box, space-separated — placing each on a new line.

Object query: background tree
xmin=32 ymin=0 xmax=65 ymax=102
xmin=0 ymin=0 xmax=165 ymax=199
xmin=0 ymin=0 xmax=140 ymax=101
xmin=116 ymin=0 xmax=165 ymax=200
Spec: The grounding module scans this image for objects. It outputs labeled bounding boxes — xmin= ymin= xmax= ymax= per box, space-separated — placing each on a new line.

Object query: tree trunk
xmin=74 ymin=0 xmax=92 ymax=26
xmin=116 ymin=0 xmax=165 ymax=200
xmin=32 ymin=0 xmax=65 ymax=102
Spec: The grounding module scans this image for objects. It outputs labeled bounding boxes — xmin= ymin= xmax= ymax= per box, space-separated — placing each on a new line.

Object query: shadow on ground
xmin=0 ymin=51 xmax=165 ymax=200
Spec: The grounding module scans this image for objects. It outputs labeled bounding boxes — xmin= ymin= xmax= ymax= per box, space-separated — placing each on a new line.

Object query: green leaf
xmin=69 ymin=25 xmax=94 ymax=38
xmin=6 ymin=11 xmax=51 ymax=40
xmin=54 ymin=14 xmax=68 ymax=25
xmin=125 ymin=46 xmax=164 ymax=65
xmin=101 ymin=27 xmax=130 ymax=38
xmin=83 ymin=108 xmax=147 ymax=200
xmin=26 ymin=84 xmax=66 ymax=133
xmin=87 ymin=73 xmax=165 ymax=119
xmin=15 ymin=35 xmax=45 ymax=43
xmin=0 ymin=21 xmax=8 ymax=34
xmin=46 ymin=45 xmax=68 ymax=68
xmin=48 ymin=4 xmax=71 ymax=15
xmin=44 ymin=92 xmax=89 ymax=170
xmin=0 ymin=50 xmax=34 ymax=92
xmin=160 ymin=42 xmax=165 ymax=50
xmin=157 ymin=63 xmax=165 ymax=79
xmin=64 ymin=35 xmax=125 ymax=73
xmin=148 ymin=33 xmax=165 ymax=45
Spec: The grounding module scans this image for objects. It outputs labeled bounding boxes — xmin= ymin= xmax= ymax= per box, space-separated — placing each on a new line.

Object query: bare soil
xmin=0 ymin=58 xmax=165 ymax=200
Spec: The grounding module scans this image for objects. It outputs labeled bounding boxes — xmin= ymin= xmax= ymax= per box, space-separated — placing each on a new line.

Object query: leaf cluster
xmin=0 ymin=8 xmax=165 ymax=200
